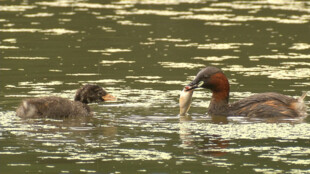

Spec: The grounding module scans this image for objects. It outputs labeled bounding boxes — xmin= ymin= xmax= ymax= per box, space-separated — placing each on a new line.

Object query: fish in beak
xmin=179 ymin=88 xmax=194 ymax=116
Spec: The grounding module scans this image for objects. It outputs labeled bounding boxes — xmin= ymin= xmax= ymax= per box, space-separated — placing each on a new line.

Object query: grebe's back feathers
xmin=16 ymin=96 xmax=91 ymax=118
xmin=229 ymin=92 xmax=306 ymax=118
xmin=16 ymin=84 xmax=113 ymax=118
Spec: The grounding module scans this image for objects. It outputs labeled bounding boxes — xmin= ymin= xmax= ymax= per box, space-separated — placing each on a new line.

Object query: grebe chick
xmin=185 ymin=66 xmax=307 ymax=117
xmin=16 ymin=84 xmax=116 ymax=118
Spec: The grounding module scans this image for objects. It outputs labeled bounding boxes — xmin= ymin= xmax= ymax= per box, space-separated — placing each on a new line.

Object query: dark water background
xmin=1 ymin=0 xmax=310 ymax=173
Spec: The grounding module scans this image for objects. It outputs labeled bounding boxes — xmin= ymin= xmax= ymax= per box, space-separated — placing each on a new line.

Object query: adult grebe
xmin=184 ymin=66 xmax=307 ymax=117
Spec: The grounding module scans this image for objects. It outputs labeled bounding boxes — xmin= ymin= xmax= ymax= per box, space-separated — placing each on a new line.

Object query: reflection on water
xmin=1 ymin=111 xmax=309 ymax=173
xmin=1 ymin=0 xmax=310 ymax=173
xmin=4 ymin=56 xmax=49 ymax=60
xmin=0 ymin=28 xmax=78 ymax=35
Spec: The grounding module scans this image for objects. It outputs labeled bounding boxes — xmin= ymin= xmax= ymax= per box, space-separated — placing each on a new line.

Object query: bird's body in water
xmin=183 ymin=66 xmax=307 ymax=118
xmin=16 ymin=84 xmax=115 ymax=118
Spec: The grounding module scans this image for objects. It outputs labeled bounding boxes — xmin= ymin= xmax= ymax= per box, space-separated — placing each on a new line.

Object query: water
xmin=1 ymin=0 xmax=310 ymax=173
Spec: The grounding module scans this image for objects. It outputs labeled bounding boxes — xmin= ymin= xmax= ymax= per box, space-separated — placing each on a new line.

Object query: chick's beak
xmin=102 ymin=94 xmax=116 ymax=101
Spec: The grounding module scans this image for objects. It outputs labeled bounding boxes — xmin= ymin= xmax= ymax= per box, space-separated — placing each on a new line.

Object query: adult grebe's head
xmin=74 ymin=84 xmax=116 ymax=104
xmin=185 ymin=66 xmax=230 ymax=115
xmin=186 ymin=66 xmax=229 ymax=93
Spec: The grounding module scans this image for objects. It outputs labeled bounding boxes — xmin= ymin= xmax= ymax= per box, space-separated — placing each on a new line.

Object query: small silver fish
xmin=179 ymin=88 xmax=194 ymax=116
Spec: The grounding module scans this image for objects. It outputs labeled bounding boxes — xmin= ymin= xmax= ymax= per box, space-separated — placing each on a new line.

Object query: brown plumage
xmin=186 ymin=66 xmax=307 ymax=117
xmin=16 ymin=84 xmax=115 ymax=118
xmin=228 ymin=92 xmax=304 ymax=117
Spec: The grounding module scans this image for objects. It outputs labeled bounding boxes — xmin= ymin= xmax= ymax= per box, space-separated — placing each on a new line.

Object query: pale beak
xmin=102 ymin=94 xmax=116 ymax=101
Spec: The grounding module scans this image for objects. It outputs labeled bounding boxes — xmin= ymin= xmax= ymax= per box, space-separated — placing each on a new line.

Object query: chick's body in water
xmin=16 ymin=84 xmax=116 ymax=118
xmin=179 ymin=88 xmax=194 ymax=116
